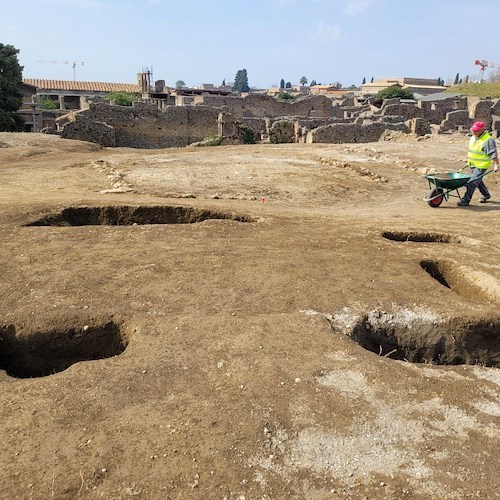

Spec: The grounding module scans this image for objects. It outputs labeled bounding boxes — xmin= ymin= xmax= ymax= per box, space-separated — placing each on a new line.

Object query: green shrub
xmin=239 ymin=125 xmax=255 ymax=144
xmin=108 ymin=91 xmax=139 ymax=106
xmin=200 ymin=135 xmax=222 ymax=146
xmin=277 ymin=91 xmax=294 ymax=100
xmin=376 ymin=86 xmax=414 ymax=100
xmin=39 ymin=97 xmax=59 ymax=110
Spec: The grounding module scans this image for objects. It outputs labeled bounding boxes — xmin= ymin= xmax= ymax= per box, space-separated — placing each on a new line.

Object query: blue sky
xmin=3 ymin=0 xmax=499 ymax=88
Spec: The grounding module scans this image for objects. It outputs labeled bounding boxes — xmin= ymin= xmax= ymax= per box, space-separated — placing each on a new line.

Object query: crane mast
xmin=36 ymin=60 xmax=84 ymax=80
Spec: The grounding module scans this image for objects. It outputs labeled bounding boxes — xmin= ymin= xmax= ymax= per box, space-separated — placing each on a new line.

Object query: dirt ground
xmin=0 ymin=132 xmax=499 ymax=499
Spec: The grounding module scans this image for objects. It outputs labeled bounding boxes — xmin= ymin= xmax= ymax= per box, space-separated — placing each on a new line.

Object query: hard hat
xmin=471 ymin=121 xmax=485 ymax=131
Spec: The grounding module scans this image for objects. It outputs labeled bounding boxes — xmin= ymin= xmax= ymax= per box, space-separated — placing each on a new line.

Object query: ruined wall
xmin=193 ymin=93 xmax=339 ymax=119
xmin=418 ymin=97 xmax=467 ymax=124
xmin=306 ymin=122 xmax=410 ymax=144
xmin=382 ymin=104 xmax=424 ymax=119
xmin=439 ymin=110 xmax=471 ymax=133
xmin=468 ymin=98 xmax=494 ymax=129
xmin=61 ymin=102 xmax=220 ymax=148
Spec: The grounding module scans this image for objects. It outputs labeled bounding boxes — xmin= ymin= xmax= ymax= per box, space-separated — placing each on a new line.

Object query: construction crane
xmin=474 ymin=59 xmax=500 ymax=81
xmin=36 ymin=60 xmax=84 ymax=81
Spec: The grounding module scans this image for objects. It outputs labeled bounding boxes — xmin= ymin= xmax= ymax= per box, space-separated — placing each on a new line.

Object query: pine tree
xmin=370 ymin=77 xmax=374 ymax=83
xmin=362 ymin=77 xmax=366 ymax=84
xmin=310 ymin=79 xmax=317 ymax=86
xmin=0 ymin=43 xmax=24 ymax=131
xmin=454 ymin=73 xmax=460 ymax=85
xmin=280 ymin=79 xmax=285 ymax=89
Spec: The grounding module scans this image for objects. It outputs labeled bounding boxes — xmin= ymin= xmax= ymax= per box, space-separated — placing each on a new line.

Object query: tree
xmin=370 ymin=77 xmax=374 ymax=83
xmin=376 ymin=86 xmax=414 ymax=100
xmin=310 ymin=79 xmax=317 ymax=86
xmin=175 ymin=80 xmax=186 ymax=89
xmin=362 ymin=77 xmax=366 ymax=84
xmin=280 ymin=78 xmax=285 ymax=89
xmin=299 ymin=76 xmax=307 ymax=86
xmin=222 ymin=79 xmax=226 ymax=87
xmin=233 ymin=69 xmax=250 ymax=92
xmin=285 ymin=81 xmax=291 ymax=89
xmin=454 ymin=73 xmax=460 ymax=85
xmin=0 ymin=43 xmax=24 ymax=131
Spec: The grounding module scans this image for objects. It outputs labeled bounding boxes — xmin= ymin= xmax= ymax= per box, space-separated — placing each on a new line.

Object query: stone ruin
xmin=57 ymin=92 xmax=500 ymax=149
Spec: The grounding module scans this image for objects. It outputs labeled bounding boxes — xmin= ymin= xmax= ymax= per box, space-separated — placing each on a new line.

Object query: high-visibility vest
xmin=467 ymin=132 xmax=493 ymax=169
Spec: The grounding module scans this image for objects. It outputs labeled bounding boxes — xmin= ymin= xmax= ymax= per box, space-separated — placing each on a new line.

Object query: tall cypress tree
xmin=0 ymin=43 xmax=24 ymax=131
xmin=233 ymin=69 xmax=250 ymax=92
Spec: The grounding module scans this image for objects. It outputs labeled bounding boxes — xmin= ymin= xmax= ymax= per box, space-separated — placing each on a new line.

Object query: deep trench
xmin=349 ymin=315 xmax=499 ymax=367
xmin=26 ymin=205 xmax=255 ymax=226
xmin=420 ymin=259 xmax=497 ymax=304
xmin=382 ymin=231 xmax=458 ymax=243
xmin=0 ymin=321 xmax=129 ymax=378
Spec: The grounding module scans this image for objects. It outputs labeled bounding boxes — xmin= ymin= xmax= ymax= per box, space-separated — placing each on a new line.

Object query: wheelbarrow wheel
xmin=427 ymin=188 xmax=444 ymax=208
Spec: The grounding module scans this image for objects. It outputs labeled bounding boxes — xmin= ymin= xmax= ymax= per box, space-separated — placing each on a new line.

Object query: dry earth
xmin=0 ymin=132 xmax=499 ymax=499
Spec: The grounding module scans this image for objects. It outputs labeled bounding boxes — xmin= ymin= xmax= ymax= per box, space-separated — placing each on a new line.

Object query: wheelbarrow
xmin=423 ymin=169 xmax=493 ymax=208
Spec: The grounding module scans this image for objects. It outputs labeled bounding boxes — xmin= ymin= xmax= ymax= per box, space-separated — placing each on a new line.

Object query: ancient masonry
xmin=57 ymin=93 xmax=500 ymax=149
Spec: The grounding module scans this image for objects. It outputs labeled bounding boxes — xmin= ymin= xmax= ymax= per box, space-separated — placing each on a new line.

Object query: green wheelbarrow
xmin=423 ymin=169 xmax=493 ymax=208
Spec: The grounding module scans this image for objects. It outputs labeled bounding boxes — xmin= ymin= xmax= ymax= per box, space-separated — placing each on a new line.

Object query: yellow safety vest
xmin=467 ymin=132 xmax=492 ymax=169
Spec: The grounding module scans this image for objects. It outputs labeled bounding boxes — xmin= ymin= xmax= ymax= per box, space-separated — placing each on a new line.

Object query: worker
xmin=457 ymin=121 xmax=499 ymax=206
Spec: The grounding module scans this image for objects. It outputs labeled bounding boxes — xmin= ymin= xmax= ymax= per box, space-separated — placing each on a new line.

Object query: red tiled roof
xmin=23 ymin=79 xmax=141 ymax=93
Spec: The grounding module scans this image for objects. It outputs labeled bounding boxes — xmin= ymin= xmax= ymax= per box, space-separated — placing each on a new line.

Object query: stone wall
xmin=62 ymin=101 xmax=219 ymax=148
xmin=306 ymin=122 xmax=410 ymax=144
xmin=418 ymin=97 xmax=467 ymax=124
xmin=439 ymin=110 xmax=471 ymax=133
xmin=59 ymin=93 xmax=499 ymax=148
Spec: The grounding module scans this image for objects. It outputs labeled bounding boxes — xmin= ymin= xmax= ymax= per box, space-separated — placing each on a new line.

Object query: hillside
xmin=446 ymin=82 xmax=500 ymax=98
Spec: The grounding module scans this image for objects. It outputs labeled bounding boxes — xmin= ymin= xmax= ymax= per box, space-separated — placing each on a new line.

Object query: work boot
xmin=479 ymin=195 xmax=491 ymax=203
xmin=457 ymin=200 xmax=469 ymax=207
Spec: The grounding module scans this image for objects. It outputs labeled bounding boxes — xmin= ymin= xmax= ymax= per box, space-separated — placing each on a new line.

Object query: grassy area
xmin=445 ymin=82 xmax=500 ymax=98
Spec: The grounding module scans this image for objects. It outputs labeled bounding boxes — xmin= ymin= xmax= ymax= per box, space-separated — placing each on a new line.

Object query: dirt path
xmin=0 ymin=132 xmax=499 ymax=499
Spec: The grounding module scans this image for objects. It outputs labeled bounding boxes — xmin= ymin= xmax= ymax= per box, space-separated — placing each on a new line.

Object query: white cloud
xmin=313 ymin=22 xmax=342 ymax=43
xmin=344 ymin=0 xmax=375 ymax=15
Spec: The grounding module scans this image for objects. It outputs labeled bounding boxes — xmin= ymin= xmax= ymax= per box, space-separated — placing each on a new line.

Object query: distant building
xmin=18 ymin=78 xmax=141 ymax=131
xmin=360 ymin=77 xmax=446 ymax=96
xmin=309 ymin=84 xmax=341 ymax=95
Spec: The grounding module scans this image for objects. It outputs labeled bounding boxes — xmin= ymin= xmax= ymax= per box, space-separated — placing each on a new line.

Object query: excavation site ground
xmin=0 ymin=132 xmax=499 ymax=499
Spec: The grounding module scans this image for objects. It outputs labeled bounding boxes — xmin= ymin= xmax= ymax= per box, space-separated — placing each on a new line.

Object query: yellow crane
xmin=36 ymin=60 xmax=84 ymax=81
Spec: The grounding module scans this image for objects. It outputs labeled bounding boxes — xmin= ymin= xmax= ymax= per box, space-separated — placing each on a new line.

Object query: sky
xmin=3 ymin=0 xmax=499 ymax=88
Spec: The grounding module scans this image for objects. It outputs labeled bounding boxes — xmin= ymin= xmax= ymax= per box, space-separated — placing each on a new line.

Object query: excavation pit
xmin=349 ymin=313 xmax=499 ymax=367
xmin=26 ymin=205 xmax=255 ymax=226
xmin=420 ymin=259 xmax=500 ymax=304
xmin=0 ymin=321 xmax=129 ymax=378
xmin=382 ymin=231 xmax=458 ymax=243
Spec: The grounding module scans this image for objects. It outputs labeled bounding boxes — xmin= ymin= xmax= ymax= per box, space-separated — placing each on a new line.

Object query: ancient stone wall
xmin=62 ymin=102 xmax=219 ymax=148
xmin=468 ymin=98 xmax=494 ymax=129
xmin=418 ymin=97 xmax=467 ymax=124
xmin=439 ymin=110 xmax=471 ymax=133
xmin=382 ymin=104 xmax=424 ymax=119
xmin=306 ymin=122 xmax=410 ymax=144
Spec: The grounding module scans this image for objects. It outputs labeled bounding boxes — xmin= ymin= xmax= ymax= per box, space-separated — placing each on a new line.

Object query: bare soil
xmin=0 ymin=132 xmax=499 ymax=499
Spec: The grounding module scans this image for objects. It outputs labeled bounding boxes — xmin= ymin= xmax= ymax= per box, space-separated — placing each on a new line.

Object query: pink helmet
xmin=471 ymin=121 xmax=485 ymax=132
